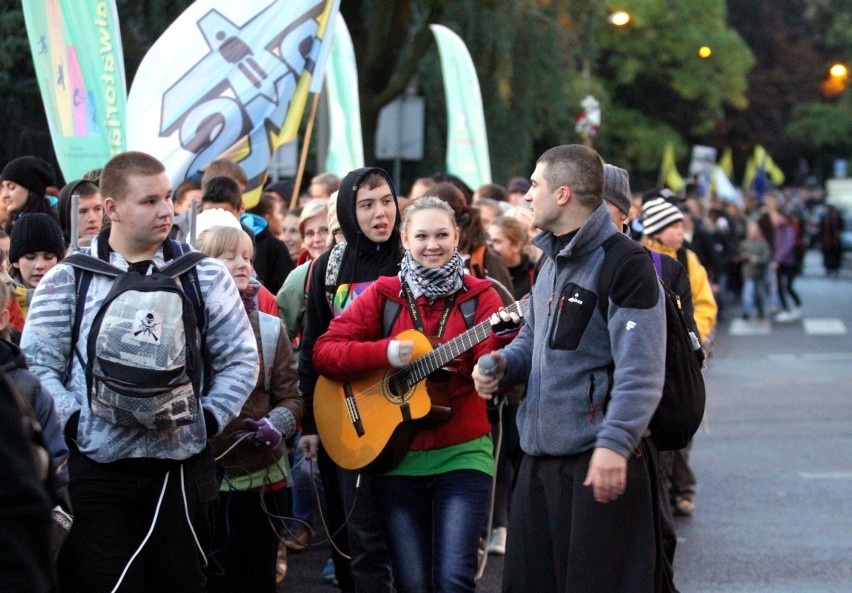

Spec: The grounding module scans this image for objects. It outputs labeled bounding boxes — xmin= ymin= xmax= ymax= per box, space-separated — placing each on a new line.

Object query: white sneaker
xmin=774 ymin=311 xmax=792 ymax=323
xmin=787 ymin=307 xmax=802 ymax=321
xmin=488 ymin=527 xmax=507 ymax=555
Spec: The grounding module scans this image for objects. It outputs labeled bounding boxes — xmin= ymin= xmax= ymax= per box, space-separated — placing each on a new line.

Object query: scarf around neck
xmin=399 ymin=250 xmax=465 ymax=303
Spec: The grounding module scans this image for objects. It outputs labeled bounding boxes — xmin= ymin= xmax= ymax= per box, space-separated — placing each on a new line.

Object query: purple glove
xmin=242 ymin=417 xmax=282 ymax=448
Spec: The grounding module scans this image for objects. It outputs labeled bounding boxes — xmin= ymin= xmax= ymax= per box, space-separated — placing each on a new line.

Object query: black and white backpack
xmin=64 ymin=242 xmax=207 ymax=430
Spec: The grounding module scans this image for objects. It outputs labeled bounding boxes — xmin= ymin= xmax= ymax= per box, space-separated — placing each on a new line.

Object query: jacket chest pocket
xmin=548 ymin=284 xmax=598 ymax=350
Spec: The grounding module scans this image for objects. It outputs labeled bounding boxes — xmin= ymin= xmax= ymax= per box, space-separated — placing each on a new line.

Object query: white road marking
xmin=768 ymin=352 xmax=852 ymax=362
xmin=803 ymin=318 xmax=847 ymax=335
xmin=799 ymin=472 xmax=852 ymax=480
xmin=729 ymin=319 xmax=771 ymax=335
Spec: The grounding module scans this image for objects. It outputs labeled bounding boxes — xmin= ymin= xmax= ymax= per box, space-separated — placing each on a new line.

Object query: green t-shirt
xmin=384 ymin=434 xmax=494 ymax=477
xmin=221 ymin=455 xmax=291 ymax=492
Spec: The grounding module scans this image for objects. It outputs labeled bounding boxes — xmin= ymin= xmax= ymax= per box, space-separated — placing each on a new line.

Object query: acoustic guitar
xmin=315 ymin=298 xmax=527 ymax=473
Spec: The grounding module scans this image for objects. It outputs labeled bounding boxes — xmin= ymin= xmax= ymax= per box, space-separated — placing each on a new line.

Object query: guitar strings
xmin=344 ymin=324 xmax=493 ymax=407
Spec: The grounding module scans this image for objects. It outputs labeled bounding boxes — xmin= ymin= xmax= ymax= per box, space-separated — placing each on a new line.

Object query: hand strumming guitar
xmin=387 ymin=339 xmax=415 ymax=367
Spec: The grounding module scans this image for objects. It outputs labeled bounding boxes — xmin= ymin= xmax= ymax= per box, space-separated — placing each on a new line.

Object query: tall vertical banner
xmin=430 ymin=25 xmax=491 ymax=190
xmin=324 ymin=14 xmax=364 ymax=176
xmin=659 ymin=142 xmax=685 ymax=192
xmin=126 ymin=0 xmax=340 ymax=208
xmin=22 ymin=0 xmax=127 ymax=180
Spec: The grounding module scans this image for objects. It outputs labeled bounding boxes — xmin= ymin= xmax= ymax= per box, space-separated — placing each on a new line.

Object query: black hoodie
xmin=298 ymin=167 xmax=402 ymax=433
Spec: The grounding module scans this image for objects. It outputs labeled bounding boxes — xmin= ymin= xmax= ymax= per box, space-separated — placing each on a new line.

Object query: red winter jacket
xmin=314 ymin=274 xmax=514 ymax=451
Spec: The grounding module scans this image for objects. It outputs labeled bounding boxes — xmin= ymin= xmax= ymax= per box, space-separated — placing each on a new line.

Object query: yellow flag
xmin=719 ymin=147 xmax=733 ymax=179
xmin=742 ymin=154 xmax=755 ymax=190
xmin=660 ymin=142 xmax=685 ymax=192
xmin=744 ymin=145 xmax=785 ymax=191
xmin=757 ymin=145 xmax=785 ymax=186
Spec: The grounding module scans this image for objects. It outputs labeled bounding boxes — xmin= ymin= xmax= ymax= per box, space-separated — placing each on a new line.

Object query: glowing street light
xmin=698 ymin=46 xmax=712 ymax=59
xmin=830 ymin=63 xmax=848 ymax=80
xmin=822 ymin=62 xmax=848 ymax=97
xmin=609 ymin=11 xmax=631 ymax=27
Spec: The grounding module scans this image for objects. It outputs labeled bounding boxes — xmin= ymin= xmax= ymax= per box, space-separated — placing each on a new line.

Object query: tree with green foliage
xmin=1 ymin=0 xmax=845 ymax=192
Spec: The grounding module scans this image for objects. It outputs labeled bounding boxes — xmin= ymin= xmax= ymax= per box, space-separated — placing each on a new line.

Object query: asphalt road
xmin=675 ymin=250 xmax=852 ymax=593
xmin=280 ymin=250 xmax=852 ymax=593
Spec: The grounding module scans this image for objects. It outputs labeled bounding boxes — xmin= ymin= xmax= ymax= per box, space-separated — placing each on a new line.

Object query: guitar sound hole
xmin=388 ymin=373 xmax=410 ymax=398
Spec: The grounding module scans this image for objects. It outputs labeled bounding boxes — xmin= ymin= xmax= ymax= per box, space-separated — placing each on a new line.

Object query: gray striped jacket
xmin=21 ymin=237 xmax=259 ymax=462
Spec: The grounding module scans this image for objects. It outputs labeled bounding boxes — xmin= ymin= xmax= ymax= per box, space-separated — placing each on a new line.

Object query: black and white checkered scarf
xmin=399 ymin=250 xmax=465 ymax=303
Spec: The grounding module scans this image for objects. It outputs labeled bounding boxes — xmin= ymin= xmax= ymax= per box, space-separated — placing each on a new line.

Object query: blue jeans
xmin=373 ymin=470 xmax=491 ymax=593
xmin=741 ymin=277 xmax=765 ymax=318
xmin=290 ymin=433 xmax=322 ymax=529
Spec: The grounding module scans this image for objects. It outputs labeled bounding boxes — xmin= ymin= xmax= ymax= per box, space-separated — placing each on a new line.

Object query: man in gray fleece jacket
xmin=474 ymin=145 xmax=666 ymax=593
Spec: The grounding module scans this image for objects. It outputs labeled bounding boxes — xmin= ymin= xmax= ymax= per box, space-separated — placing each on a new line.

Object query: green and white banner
xmin=22 ymin=0 xmax=127 ymax=180
xmin=324 ymin=13 xmax=364 ymax=176
xmin=430 ymin=24 xmax=491 ymax=189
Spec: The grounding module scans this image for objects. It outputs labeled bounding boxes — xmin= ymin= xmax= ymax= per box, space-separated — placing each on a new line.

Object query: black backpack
xmin=64 ymin=242 xmax=207 ymax=430
xmin=598 ymin=233 xmax=706 ymax=451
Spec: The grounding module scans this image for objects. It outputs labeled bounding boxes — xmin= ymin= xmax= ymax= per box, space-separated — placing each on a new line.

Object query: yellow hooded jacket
xmin=642 ymin=237 xmax=718 ymax=342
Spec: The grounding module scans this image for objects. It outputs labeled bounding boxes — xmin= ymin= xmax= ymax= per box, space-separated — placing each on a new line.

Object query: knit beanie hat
xmin=9 ymin=213 xmax=66 ymax=263
xmin=1 ymin=156 xmax=56 ymax=197
xmin=603 ymin=164 xmax=631 ymax=216
xmin=642 ymin=198 xmax=684 ymax=236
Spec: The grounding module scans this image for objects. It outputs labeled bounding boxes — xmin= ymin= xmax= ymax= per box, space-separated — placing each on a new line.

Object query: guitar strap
xmin=402 ymin=282 xmax=457 ymax=339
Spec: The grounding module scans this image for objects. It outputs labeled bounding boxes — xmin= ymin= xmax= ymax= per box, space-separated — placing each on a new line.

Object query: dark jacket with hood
xmin=298 ymin=167 xmax=402 ymax=434
xmin=0 ymin=338 xmax=69 ymax=494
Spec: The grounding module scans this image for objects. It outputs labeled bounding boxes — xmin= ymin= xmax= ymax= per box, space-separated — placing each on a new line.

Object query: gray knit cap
xmin=603 ymin=164 xmax=631 ymax=216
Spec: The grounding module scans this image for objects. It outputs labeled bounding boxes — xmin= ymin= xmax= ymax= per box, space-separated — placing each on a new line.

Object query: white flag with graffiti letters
xmin=127 ymin=0 xmax=339 ymax=208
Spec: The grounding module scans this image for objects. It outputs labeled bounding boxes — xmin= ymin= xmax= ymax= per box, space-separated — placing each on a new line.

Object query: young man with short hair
xmin=58 ymin=179 xmax=104 ymax=246
xmin=474 ymin=145 xmax=666 ymax=593
xmin=22 ymin=151 xmax=258 ymax=593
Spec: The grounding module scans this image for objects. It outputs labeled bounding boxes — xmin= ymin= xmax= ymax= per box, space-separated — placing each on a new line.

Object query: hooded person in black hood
xmin=297 ymin=167 xmax=400 ymax=593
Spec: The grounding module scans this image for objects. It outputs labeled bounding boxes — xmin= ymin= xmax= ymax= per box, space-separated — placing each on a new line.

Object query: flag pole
xmin=291 ymin=92 xmax=323 ymax=210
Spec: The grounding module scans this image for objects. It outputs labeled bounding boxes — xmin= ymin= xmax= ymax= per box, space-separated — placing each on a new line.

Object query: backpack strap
xmin=160 ymin=251 xmax=207 ymax=278
xmin=380 ymin=294 xmax=478 ymax=338
xmin=648 ymin=249 xmax=664 ymax=278
xmin=676 ymin=247 xmax=690 ymax=279
xmin=382 ymin=299 xmax=403 ymax=338
xmin=63 ymin=253 xmax=123 ymax=277
xmin=63 ymin=253 xmax=122 ymax=383
xmin=171 ymin=254 xmax=209 ymax=395
xmin=597 ymin=233 xmax=646 ymax=319
xmin=258 ymin=312 xmax=281 ymax=394
xmin=459 ymin=297 xmax=478 ymax=330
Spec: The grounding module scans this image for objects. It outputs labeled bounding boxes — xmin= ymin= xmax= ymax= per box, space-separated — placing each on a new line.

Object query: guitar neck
xmin=405 ymin=299 xmax=524 ymax=383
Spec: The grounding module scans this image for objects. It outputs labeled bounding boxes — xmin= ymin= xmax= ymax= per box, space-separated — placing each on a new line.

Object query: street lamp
xmin=698 ymin=46 xmax=712 ymax=59
xmin=829 ymin=63 xmax=848 ymax=81
xmin=609 ymin=11 xmax=631 ymax=27
xmin=822 ymin=62 xmax=848 ymax=97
